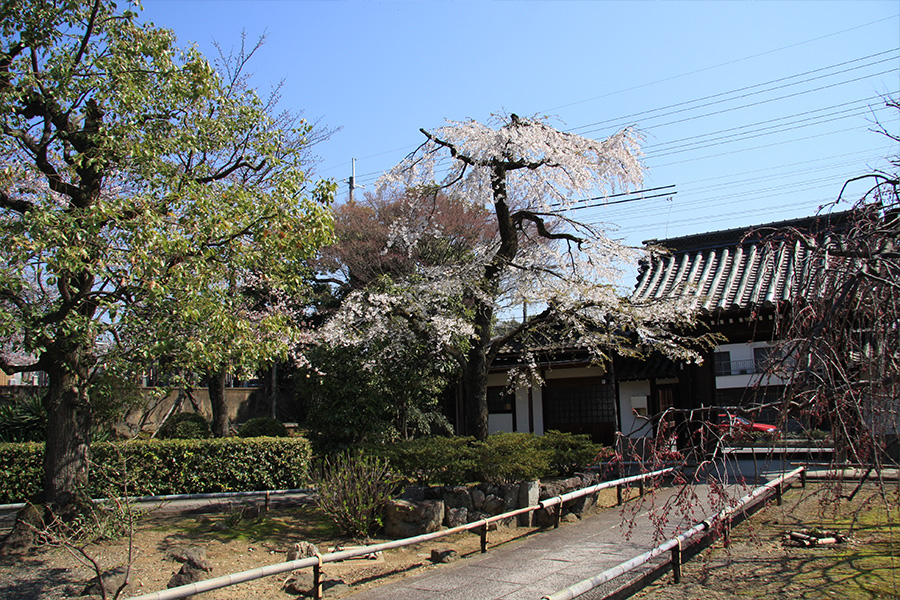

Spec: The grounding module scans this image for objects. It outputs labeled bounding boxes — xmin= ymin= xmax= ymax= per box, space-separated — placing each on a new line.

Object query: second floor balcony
xmin=714 ymin=358 xmax=764 ymax=376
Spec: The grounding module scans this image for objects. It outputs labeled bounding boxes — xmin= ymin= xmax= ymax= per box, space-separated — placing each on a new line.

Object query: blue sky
xmin=141 ymin=1 xmax=899 ymax=247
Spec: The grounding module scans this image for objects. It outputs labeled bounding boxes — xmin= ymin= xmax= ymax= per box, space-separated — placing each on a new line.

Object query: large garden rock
xmin=284 ymin=572 xmax=349 ymax=598
xmin=445 ymin=507 xmax=468 ymax=528
xmin=165 ymin=544 xmax=212 ymax=594
xmin=517 ymin=480 xmax=540 ymax=526
xmin=430 ymin=548 xmax=459 ymax=563
xmin=442 ymin=486 xmax=474 ymax=511
xmin=0 ymin=504 xmax=44 ymax=556
xmin=400 ymin=486 xmax=426 ymax=501
xmin=539 ymin=480 xmax=567 ymax=501
xmin=167 ymin=545 xmax=212 ymax=572
xmin=470 ymin=487 xmax=485 ymax=511
xmin=286 ymin=541 xmax=320 ymax=562
xmin=80 ymin=566 xmax=131 ymax=597
xmin=532 ymin=504 xmax=559 ymax=528
xmin=283 ymin=570 xmax=314 ymax=595
xmin=481 ymin=494 xmax=506 ymax=515
xmin=167 ymin=561 xmax=211 ymax=591
xmin=501 ymin=483 xmax=520 ymax=510
xmin=383 ymin=499 xmax=444 ymax=538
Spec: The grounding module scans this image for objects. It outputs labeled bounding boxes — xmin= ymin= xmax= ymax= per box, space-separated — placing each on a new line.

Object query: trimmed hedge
xmin=0 ymin=436 xmax=311 ymax=504
xmin=374 ymin=431 xmax=606 ymax=487
xmin=0 ymin=441 xmax=43 ymax=503
xmin=538 ymin=430 xmax=606 ymax=477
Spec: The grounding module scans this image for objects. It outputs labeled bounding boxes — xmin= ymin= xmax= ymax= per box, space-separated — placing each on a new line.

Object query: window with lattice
xmin=544 ymin=381 xmax=616 ymax=425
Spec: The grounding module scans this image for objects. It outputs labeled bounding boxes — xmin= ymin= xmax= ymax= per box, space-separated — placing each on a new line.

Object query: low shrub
xmin=376 ymin=436 xmax=478 ymax=486
xmin=476 ymin=432 xmax=551 ymax=484
xmin=0 ymin=437 xmax=312 ymax=503
xmin=156 ymin=412 xmax=211 ymax=440
xmin=371 ymin=432 xmax=605 ymax=486
xmin=0 ymin=394 xmax=46 ymax=443
xmin=312 ymin=451 xmax=397 ymax=538
xmin=538 ymin=430 xmax=604 ymax=477
xmin=239 ymin=417 xmax=289 ymax=438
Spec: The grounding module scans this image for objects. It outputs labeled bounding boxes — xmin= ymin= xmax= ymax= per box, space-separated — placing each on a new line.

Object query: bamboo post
xmin=480 ymin=523 xmax=488 ymax=553
xmin=671 ymin=539 xmax=683 ymax=584
xmin=312 ymin=564 xmax=322 ymax=599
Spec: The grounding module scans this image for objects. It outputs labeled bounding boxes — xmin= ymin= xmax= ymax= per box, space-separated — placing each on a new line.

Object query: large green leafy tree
xmin=0 ymin=0 xmax=334 ymax=508
xmin=120 ymin=37 xmax=337 ymax=438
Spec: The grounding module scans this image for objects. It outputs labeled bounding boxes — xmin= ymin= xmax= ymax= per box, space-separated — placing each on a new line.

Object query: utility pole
xmin=348 ymin=158 xmax=364 ymax=202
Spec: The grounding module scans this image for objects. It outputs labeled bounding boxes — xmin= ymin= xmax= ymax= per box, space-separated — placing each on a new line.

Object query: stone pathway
xmin=345 ymin=484 xmax=715 ymax=600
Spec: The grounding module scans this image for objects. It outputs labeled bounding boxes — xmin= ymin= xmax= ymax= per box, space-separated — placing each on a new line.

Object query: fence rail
xmin=125 ymin=467 xmax=675 ymax=600
xmin=541 ymin=466 xmax=807 ymax=600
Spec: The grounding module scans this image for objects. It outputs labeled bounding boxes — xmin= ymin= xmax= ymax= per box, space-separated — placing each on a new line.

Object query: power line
xmin=679 ymin=147 xmax=893 ymax=185
xmin=643 ymin=95 xmax=888 ymax=152
xmin=571 ymin=49 xmax=898 ymax=134
xmin=628 ymin=68 xmax=896 ymax=135
xmin=645 ymin=99 xmax=895 ymax=159
xmin=647 ymin=117 xmax=899 ymax=169
xmin=349 ymin=67 xmax=894 ymax=188
xmin=541 ymin=15 xmax=899 ymax=114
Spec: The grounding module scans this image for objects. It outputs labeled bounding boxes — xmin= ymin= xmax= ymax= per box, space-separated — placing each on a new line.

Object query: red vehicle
xmin=717 ymin=412 xmax=777 ymax=436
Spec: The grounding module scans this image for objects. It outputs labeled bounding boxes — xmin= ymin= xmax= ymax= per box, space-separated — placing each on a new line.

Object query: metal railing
xmin=541 ymin=466 xmax=806 ymax=600
xmin=714 ymin=358 xmax=760 ymax=376
xmin=124 ymin=467 xmax=674 ymax=600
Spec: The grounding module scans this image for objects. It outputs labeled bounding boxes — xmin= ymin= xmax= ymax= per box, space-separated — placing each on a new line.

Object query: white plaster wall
xmin=532 ymin=386 xmax=544 ymax=435
xmin=488 ymin=413 xmax=514 ymax=434
xmin=515 ymin=386 xmax=530 ymax=433
xmin=486 ymin=373 xmax=544 ymax=435
xmin=618 ymin=380 xmax=653 ymax=438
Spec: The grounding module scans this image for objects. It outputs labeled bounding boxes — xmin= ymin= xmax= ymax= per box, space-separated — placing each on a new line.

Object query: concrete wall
xmin=123 ymin=386 xmax=266 ymax=434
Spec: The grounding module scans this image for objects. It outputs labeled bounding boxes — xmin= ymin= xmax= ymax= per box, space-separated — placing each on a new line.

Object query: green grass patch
xmin=147 ymin=503 xmax=342 ymax=544
xmin=759 ymin=486 xmax=900 ymax=599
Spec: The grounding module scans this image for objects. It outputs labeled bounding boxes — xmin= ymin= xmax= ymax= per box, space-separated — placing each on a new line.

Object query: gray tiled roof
xmin=632 ymin=213 xmax=852 ymax=313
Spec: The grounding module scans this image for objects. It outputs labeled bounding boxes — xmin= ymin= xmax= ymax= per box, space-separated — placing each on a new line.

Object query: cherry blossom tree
xmin=302 ymin=188 xmax=488 ymax=448
xmin=320 ymin=114 xmax=708 ymax=440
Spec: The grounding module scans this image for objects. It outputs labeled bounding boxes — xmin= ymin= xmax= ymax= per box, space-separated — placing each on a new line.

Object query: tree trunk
xmin=208 ymin=369 xmax=229 ymax=437
xmin=42 ymin=349 xmax=92 ymax=509
xmin=463 ymin=302 xmax=493 ymax=441
xmin=463 ymin=358 xmax=490 ymax=441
